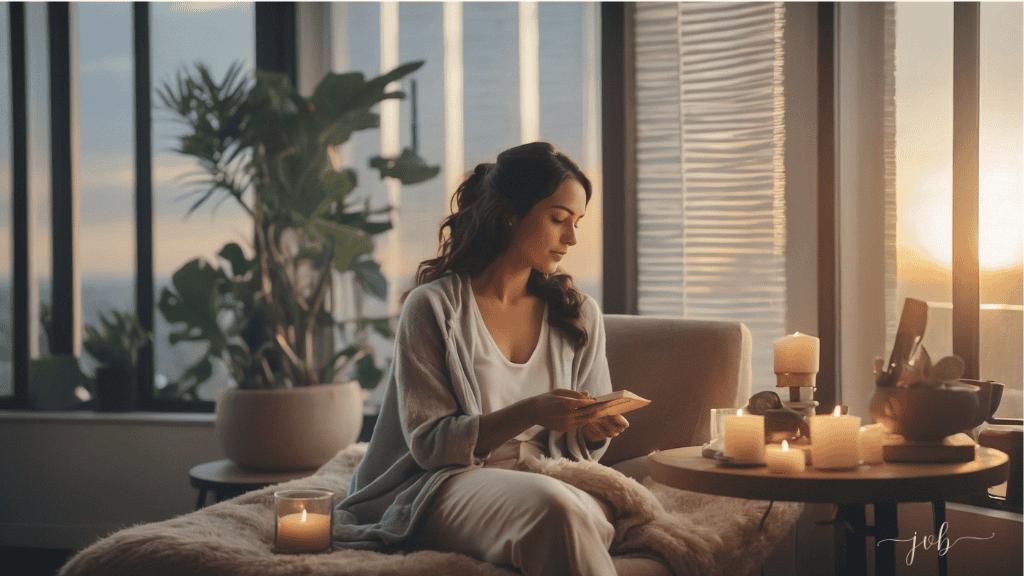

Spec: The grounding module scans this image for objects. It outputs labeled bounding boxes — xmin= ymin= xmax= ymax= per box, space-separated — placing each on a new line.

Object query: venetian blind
xmin=634 ymin=2 xmax=786 ymax=393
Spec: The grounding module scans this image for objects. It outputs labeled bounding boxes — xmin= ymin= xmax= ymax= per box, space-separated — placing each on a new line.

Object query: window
xmin=893 ymin=2 xmax=1022 ymax=418
xmin=2 ymin=2 xmax=603 ymax=410
xmin=150 ymin=2 xmax=255 ymax=402
xmin=632 ymin=2 xmax=787 ymax=395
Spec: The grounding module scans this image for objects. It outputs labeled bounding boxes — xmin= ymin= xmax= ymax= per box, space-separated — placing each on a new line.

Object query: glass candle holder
xmin=709 ymin=407 xmax=743 ymax=449
xmin=273 ymin=489 xmax=334 ymax=554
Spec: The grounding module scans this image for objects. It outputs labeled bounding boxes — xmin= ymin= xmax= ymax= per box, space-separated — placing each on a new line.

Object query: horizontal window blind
xmin=634 ymin=2 xmax=786 ymax=393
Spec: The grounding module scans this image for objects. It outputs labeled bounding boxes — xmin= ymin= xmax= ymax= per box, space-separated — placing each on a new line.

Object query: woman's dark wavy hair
xmin=414 ymin=141 xmax=593 ymax=349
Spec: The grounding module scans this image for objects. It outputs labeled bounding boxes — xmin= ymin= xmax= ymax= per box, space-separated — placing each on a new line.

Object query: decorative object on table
xmin=858 ymin=424 xmax=885 ymax=465
xmin=723 ymin=410 xmax=765 ymax=465
xmin=742 ymin=391 xmax=810 ymax=443
xmin=966 ymin=379 xmax=1023 ymax=508
xmin=705 ymin=407 xmax=742 ymax=455
xmin=765 ymin=440 xmax=806 ymax=474
xmin=273 ymin=489 xmax=334 ymax=554
xmin=875 ymin=297 xmax=928 ymax=388
xmin=82 ymin=309 xmax=150 ymax=412
xmin=156 ymin=61 xmax=438 ymax=469
xmin=773 ymin=332 xmax=820 ymax=417
xmin=809 ymin=406 xmax=861 ymax=470
xmin=870 ymin=380 xmax=981 ymax=442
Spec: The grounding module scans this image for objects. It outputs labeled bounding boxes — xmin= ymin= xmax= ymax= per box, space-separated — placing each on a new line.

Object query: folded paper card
xmin=589 ymin=390 xmax=651 ymax=418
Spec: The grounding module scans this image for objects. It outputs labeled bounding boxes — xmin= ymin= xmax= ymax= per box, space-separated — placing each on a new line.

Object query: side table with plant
xmin=156 ymin=60 xmax=438 ymax=470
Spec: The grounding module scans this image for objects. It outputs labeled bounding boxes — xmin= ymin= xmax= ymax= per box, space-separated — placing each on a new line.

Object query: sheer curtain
xmin=634 ymin=2 xmax=787 ymax=394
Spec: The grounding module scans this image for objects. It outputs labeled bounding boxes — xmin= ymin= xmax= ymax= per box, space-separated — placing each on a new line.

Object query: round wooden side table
xmin=649 ymin=445 xmax=1009 ymax=576
xmin=189 ymin=459 xmax=315 ymax=510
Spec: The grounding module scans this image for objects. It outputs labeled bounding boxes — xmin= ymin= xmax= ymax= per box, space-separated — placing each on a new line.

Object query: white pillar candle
xmin=765 ymin=440 xmax=806 ymax=474
xmin=276 ymin=509 xmax=332 ymax=553
xmin=810 ymin=406 xmax=862 ymax=469
xmin=773 ymin=332 xmax=820 ymax=374
xmin=859 ymin=424 xmax=885 ymax=465
xmin=723 ymin=411 xmax=765 ymax=464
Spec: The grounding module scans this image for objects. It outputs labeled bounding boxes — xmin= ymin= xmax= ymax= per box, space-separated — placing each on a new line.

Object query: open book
xmin=588 ymin=390 xmax=651 ymax=418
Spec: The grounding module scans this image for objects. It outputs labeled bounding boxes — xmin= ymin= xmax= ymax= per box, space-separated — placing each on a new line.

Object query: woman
xmin=334 ymin=142 xmax=628 ymax=576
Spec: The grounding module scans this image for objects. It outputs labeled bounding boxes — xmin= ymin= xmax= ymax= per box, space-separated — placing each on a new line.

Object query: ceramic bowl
xmin=868 ymin=382 xmax=981 ymax=441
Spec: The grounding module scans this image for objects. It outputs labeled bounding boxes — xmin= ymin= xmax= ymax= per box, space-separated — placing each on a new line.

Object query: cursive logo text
xmin=877 ymin=522 xmax=996 ymax=565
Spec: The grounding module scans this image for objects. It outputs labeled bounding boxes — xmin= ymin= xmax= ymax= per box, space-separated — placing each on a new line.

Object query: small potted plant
xmin=83 ymin=309 xmax=150 ymax=412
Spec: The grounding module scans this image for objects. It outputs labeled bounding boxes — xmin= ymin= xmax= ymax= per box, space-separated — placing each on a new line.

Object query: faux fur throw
xmin=59 ymin=444 xmax=801 ymax=576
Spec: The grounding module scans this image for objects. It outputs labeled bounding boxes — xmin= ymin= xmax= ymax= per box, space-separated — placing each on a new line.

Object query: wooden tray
xmin=883 ymin=432 xmax=976 ymax=463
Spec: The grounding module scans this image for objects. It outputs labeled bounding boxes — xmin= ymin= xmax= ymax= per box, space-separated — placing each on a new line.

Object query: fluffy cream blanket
xmin=59 ymin=444 xmax=801 ymax=576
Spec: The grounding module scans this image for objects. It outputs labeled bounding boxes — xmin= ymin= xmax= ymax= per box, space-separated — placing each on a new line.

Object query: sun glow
xmin=904 ymin=166 xmax=1023 ymax=271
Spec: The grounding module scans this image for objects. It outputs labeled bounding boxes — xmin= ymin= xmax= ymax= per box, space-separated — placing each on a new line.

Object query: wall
xmin=0 ymin=412 xmax=222 ymax=550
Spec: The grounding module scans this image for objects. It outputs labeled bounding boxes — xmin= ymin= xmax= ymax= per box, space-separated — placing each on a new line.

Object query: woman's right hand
xmin=530 ymin=389 xmax=601 ymax=432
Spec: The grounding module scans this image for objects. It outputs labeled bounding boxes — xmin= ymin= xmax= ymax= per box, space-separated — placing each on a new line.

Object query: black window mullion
xmin=5 ymin=2 xmax=29 ymax=409
xmin=816 ymin=2 xmax=838 ymax=414
xmin=600 ymin=1 xmax=638 ymax=315
xmin=952 ymin=2 xmax=981 ymax=381
xmin=255 ymin=2 xmax=296 ymax=85
xmin=133 ymin=1 xmax=155 ymax=411
xmin=47 ymin=2 xmax=75 ymax=357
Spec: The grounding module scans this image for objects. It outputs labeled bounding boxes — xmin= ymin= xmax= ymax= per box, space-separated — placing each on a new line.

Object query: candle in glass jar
xmin=773 ymin=332 xmax=820 ymax=374
xmin=723 ymin=410 xmax=765 ymax=464
xmin=810 ymin=406 xmax=861 ymax=469
xmin=765 ymin=440 xmax=806 ymax=474
xmin=276 ymin=508 xmax=332 ymax=553
xmin=859 ymin=424 xmax=885 ymax=465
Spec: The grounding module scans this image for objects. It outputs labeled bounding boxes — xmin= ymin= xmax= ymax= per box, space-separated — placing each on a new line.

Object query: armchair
xmin=60 ymin=315 xmax=798 ymax=576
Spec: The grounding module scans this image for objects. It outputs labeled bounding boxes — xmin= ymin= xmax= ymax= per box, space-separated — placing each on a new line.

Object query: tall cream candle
xmin=810 ymin=406 xmax=861 ymax=469
xmin=773 ymin=332 xmax=820 ymax=374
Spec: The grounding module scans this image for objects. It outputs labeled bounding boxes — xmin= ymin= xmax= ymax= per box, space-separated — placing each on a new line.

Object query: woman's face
xmin=508 ymin=177 xmax=588 ymax=275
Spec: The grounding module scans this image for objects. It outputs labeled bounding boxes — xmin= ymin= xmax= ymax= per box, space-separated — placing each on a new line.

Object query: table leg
xmin=833 ymin=504 xmax=867 ymax=576
xmin=933 ymin=501 xmax=947 ymax=576
xmin=195 ymin=488 xmax=208 ymax=511
xmin=874 ymin=502 xmax=898 ymax=576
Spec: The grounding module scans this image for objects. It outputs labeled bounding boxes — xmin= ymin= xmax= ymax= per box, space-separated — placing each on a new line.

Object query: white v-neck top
xmin=465 ymin=279 xmax=554 ymax=447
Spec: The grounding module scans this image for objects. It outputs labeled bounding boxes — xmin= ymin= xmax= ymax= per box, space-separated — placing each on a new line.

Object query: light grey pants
xmin=410 ymin=467 xmax=618 ymax=576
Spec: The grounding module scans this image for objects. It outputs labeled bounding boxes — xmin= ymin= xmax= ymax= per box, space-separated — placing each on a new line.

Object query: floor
xmin=1 ymin=547 xmax=75 ymax=576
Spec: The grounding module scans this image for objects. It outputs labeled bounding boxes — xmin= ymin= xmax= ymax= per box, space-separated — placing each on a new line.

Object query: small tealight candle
xmin=859 ymin=424 xmax=885 ymax=465
xmin=723 ymin=409 xmax=765 ymax=464
xmin=274 ymin=489 xmax=334 ymax=553
xmin=765 ymin=440 xmax=806 ymax=474
xmin=810 ymin=406 xmax=862 ymax=469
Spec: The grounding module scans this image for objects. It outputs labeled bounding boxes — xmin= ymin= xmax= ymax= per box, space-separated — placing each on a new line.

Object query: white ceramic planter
xmin=216 ymin=381 xmax=363 ymax=472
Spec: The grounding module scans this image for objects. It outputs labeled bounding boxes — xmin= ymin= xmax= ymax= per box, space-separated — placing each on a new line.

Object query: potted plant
xmin=27 ymin=304 xmax=93 ymax=411
xmin=157 ymin=61 xmax=438 ymax=470
xmin=82 ymin=309 xmax=150 ymax=412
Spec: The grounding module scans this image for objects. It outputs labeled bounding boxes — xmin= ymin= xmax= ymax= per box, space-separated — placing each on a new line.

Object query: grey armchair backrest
xmin=600 ymin=315 xmax=752 ymax=466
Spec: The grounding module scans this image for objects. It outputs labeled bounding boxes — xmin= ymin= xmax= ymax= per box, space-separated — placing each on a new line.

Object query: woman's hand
xmin=582 ymin=414 xmax=629 ymax=444
xmin=530 ymin=389 xmax=603 ymax=432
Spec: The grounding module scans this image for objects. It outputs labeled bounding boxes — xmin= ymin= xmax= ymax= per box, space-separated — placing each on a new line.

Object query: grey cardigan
xmin=333 ymin=273 xmax=612 ymax=549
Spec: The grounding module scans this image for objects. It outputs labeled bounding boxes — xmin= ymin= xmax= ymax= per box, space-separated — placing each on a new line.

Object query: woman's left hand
xmin=581 ymin=414 xmax=629 ymax=443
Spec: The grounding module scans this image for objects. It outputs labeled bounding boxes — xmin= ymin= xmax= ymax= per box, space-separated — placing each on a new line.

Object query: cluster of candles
xmin=723 ymin=408 xmax=887 ymax=472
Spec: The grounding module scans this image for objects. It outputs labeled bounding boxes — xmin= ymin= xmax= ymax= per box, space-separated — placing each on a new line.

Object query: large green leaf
xmin=218 ymin=243 xmax=253 ymax=278
xmin=306 ymin=219 xmax=374 ymax=271
xmin=158 ymin=259 xmax=230 ymax=353
xmin=347 ymin=61 xmax=424 ymax=111
xmin=351 ymin=259 xmax=388 ymax=301
xmin=320 ymin=110 xmax=380 ymax=147
xmin=370 ymin=148 xmax=441 ymax=185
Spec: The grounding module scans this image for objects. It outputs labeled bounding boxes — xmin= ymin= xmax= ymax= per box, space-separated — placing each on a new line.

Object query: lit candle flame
xmin=833 ymin=406 xmax=842 ymax=417
xmin=781 ymin=440 xmax=790 ymax=452
xmin=737 ymin=408 xmax=743 ymax=417
xmin=301 ymin=509 xmax=307 ymax=522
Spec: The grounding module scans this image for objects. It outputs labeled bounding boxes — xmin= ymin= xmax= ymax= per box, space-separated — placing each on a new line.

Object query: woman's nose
xmin=564 ymin=227 xmax=577 ymax=246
